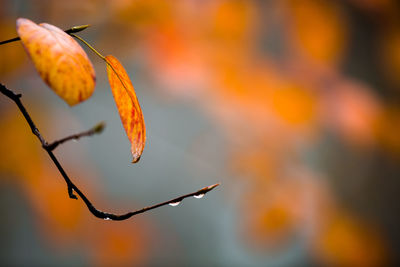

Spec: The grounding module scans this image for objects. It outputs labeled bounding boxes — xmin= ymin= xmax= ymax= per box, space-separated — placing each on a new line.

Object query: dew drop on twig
xmin=169 ymin=201 xmax=181 ymax=207
xmin=104 ymin=217 xmax=111 ymax=221
xmin=194 ymin=194 xmax=205 ymax=199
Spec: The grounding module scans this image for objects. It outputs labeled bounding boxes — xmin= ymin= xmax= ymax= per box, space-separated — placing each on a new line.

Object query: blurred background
xmin=1 ymin=0 xmax=400 ymax=266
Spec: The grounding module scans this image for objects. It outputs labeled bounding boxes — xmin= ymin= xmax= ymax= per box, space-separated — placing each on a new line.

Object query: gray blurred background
xmin=1 ymin=0 xmax=400 ymax=266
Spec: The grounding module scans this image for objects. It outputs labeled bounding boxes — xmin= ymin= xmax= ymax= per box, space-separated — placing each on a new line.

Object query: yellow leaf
xmin=106 ymin=55 xmax=146 ymax=163
xmin=16 ymin=18 xmax=96 ymax=106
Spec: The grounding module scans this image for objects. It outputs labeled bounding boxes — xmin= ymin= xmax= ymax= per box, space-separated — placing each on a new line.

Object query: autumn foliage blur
xmin=1 ymin=0 xmax=400 ymax=266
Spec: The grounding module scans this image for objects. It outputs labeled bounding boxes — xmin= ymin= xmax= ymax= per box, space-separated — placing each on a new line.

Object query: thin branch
xmin=0 ymin=83 xmax=220 ymax=221
xmin=45 ymin=121 xmax=105 ymax=151
xmin=0 ymin=36 xmax=20 ymax=46
xmin=0 ymin=24 xmax=90 ymax=46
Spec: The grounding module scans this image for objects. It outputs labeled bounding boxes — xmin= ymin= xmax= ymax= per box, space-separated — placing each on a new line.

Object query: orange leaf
xmin=16 ymin=18 xmax=96 ymax=106
xmin=106 ymin=55 xmax=146 ymax=163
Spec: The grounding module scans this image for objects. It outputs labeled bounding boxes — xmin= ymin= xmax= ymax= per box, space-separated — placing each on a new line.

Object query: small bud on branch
xmin=45 ymin=121 xmax=105 ymax=151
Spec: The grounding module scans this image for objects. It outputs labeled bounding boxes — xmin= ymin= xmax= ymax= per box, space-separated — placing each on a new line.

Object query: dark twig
xmin=0 ymin=36 xmax=20 ymax=46
xmin=0 ymin=24 xmax=90 ymax=46
xmin=0 ymin=83 xmax=220 ymax=220
xmin=45 ymin=121 xmax=105 ymax=151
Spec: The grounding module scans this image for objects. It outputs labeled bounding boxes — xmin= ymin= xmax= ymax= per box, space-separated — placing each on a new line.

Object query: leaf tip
xmin=131 ymin=154 xmax=141 ymax=164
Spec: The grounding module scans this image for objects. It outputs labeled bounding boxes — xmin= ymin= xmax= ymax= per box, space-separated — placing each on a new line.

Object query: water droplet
xmin=194 ymin=194 xmax=205 ymax=199
xmin=169 ymin=201 xmax=181 ymax=207
xmin=72 ymin=139 xmax=78 ymax=143
xmin=104 ymin=217 xmax=111 ymax=221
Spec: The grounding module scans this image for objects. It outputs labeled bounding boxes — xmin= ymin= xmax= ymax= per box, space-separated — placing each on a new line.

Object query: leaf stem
xmin=70 ymin=33 xmax=106 ymax=61
xmin=69 ymin=34 xmax=132 ymax=101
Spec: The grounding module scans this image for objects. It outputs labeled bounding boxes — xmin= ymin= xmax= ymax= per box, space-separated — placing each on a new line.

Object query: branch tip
xmin=197 ymin=183 xmax=220 ymax=194
xmin=92 ymin=121 xmax=105 ymax=133
xmin=46 ymin=121 xmax=105 ymax=151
